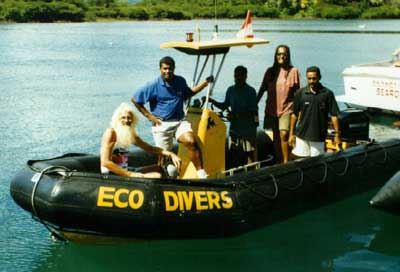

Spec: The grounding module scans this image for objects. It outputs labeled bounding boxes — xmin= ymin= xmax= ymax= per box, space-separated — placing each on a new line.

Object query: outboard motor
xmin=338 ymin=108 xmax=370 ymax=142
xmin=328 ymin=108 xmax=370 ymax=143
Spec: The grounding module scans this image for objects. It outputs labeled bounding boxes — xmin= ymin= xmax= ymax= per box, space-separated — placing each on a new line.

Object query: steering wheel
xmin=195 ymin=96 xmax=231 ymax=122
xmin=214 ymin=105 xmax=231 ymax=122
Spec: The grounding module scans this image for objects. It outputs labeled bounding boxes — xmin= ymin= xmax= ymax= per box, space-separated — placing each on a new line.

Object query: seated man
xmin=100 ymin=102 xmax=181 ymax=178
xmin=209 ymin=65 xmax=258 ymax=168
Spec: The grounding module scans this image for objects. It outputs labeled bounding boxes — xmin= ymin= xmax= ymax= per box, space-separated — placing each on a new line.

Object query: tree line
xmin=0 ymin=0 xmax=399 ymax=23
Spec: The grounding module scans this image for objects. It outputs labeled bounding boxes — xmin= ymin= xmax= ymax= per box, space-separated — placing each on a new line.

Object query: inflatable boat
xmin=10 ymin=25 xmax=400 ymax=242
xmin=10 ymin=126 xmax=400 ymax=242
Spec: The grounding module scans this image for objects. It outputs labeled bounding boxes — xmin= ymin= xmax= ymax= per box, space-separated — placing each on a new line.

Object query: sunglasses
xmin=276 ymin=52 xmax=287 ymax=56
xmin=307 ymin=77 xmax=318 ymax=80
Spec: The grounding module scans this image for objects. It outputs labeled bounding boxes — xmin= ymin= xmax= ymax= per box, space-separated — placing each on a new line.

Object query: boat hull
xmin=10 ymin=139 xmax=400 ymax=241
xmin=339 ymin=64 xmax=400 ymax=116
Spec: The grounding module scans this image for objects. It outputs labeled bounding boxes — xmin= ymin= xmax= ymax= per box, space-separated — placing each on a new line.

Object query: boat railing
xmin=220 ymin=155 xmax=274 ymax=177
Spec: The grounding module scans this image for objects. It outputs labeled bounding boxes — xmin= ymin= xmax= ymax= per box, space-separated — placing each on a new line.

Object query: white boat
xmin=338 ymin=48 xmax=400 ymax=116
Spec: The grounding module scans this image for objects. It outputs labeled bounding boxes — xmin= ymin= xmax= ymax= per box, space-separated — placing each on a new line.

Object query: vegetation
xmin=0 ymin=0 xmax=399 ymax=22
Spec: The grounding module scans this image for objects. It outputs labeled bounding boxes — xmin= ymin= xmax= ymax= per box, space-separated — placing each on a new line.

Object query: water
xmin=1 ymin=19 xmax=400 ymax=272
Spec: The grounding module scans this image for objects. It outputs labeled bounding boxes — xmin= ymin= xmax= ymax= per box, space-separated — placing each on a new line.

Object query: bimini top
xmin=160 ymin=37 xmax=269 ymax=55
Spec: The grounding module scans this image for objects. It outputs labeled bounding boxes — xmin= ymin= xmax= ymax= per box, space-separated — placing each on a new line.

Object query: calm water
xmin=1 ymin=20 xmax=400 ymax=272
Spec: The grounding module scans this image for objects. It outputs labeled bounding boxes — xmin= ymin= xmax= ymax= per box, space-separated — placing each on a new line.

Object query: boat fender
xmin=370 ymin=170 xmax=400 ymax=215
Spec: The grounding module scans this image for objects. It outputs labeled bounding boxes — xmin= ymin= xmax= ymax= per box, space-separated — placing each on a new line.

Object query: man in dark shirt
xmin=288 ymin=66 xmax=341 ymax=157
xmin=209 ymin=65 xmax=258 ymax=167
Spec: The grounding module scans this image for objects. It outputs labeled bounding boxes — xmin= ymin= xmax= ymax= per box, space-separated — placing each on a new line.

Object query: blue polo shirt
xmin=133 ymin=75 xmax=193 ymax=121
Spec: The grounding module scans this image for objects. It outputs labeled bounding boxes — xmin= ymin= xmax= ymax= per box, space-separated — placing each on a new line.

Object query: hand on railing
xmin=206 ymin=75 xmax=214 ymax=83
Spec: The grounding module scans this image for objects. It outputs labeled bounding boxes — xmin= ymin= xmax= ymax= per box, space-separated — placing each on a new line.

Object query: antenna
xmin=213 ymin=0 xmax=218 ymax=40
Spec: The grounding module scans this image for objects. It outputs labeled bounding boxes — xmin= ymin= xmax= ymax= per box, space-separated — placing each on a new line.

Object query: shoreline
xmin=1 ymin=17 xmax=400 ymax=24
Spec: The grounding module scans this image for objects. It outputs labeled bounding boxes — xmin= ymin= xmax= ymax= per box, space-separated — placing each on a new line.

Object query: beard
xmin=114 ymin=123 xmax=136 ymax=149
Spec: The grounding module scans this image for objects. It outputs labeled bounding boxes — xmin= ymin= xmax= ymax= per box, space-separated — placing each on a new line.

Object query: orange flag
xmin=236 ymin=10 xmax=254 ymax=39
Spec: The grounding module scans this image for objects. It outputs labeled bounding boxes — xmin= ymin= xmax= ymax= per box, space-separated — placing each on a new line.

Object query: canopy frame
xmin=160 ymin=37 xmax=269 ymax=109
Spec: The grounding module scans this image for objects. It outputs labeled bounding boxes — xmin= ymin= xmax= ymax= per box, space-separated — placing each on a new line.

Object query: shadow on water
xmin=328 ymin=214 xmax=400 ymax=272
xmin=29 ymin=191 xmax=400 ymax=272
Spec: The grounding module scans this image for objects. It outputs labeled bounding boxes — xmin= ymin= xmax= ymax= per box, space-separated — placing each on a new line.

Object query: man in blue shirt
xmin=131 ymin=56 xmax=212 ymax=178
xmin=209 ymin=65 xmax=258 ymax=167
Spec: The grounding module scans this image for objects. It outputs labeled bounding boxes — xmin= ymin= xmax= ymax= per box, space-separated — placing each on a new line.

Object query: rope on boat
xmin=352 ymin=140 xmax=386 ymax=167
xmin=31 ymin=165 xmax=70 ymax=242
xmin=239 ymin=174 xmax=279 ymax=200
xmin=304 ymin=162 xmax=328 ymax=184
xmin=308 ymin=141 xmax=400 ymax=182
xmin=277 ymin=168 xmax=304 ymax=190
xmin=222 ymin=156 xmax=274 ymax=176
xmin=349 ymin=141 xmax=397 ymax=167
xmin=374 ymin=143 xmax=388 ymax=165
xmin=351 ymin=141 xmax=373 ymax=167
xmin=352 ymin=150 xmax=369 ymax=166
xmin=237 ymin=140 xmax=400 ymax=200
xmin=326 ymin=157 xmax=350 ymax=176
xmin=322 ymin=140 xmax=399 ymax=179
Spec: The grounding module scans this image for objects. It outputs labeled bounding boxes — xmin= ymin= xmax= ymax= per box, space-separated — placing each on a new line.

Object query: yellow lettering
xmin=221 ymin=191 xmax=233 ymax=209
xmin=207 ymin=191 xmax=221 ymax=209
xmin=177 ymin=191 xmax=184 ymax=211
xmin=162 ymin=190 xmax=234 ymax=212
xmin=181 ymin=191 xmax=194 ymax=210
xmin=114 ymin=188 xmax=129 ymax=208
xmin=194 ymin=191 xmax=208 ymax=210
xmin=164 ymin=191 xmax=179 ymax=211
xmin=97 ymin=186 xmax=115 ymax=208
xmin=128 ymin=190 xmax=144 ymax=209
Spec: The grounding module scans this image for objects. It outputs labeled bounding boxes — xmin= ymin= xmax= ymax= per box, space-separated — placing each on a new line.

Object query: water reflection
xmin=327 ymin=250 xmax=400 ymax=272
xmin=26 ymin=191 xmax=400 ymax=272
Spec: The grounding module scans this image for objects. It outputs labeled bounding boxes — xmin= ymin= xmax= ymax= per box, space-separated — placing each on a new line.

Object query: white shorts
xmin=151 ymin=120 xmax=192 ymax=151
xmin=292 ymin=136 xmax=325 ymax=157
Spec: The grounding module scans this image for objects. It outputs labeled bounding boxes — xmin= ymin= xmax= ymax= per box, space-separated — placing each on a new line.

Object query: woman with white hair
xmin=100 ymin=103 xmax=181 ymax=178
